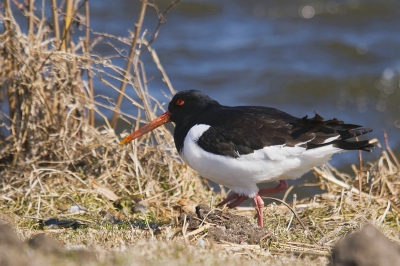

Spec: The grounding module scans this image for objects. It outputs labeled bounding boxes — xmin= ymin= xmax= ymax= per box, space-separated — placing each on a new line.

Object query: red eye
xmin=176 ymin=99 xmax=185 ymax=106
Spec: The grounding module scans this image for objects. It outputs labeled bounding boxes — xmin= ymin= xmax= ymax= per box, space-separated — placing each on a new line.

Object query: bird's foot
xmin=217 ymin=193 xmax=249 ymax=209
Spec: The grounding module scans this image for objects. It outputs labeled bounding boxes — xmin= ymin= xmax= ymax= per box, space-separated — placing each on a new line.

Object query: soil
xmin=180 ymin=204 xmax=272 ymax=244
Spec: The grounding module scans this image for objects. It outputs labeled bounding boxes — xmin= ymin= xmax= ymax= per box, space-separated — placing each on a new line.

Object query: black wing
xmin=196 ymin=106 xmax=373 ymax=158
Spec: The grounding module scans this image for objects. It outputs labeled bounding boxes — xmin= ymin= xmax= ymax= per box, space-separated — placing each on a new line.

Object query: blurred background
xmin=94 ymin=0 xmax=400 ymax=154
xmin=3 ymin=0 xmax=400 ymax=199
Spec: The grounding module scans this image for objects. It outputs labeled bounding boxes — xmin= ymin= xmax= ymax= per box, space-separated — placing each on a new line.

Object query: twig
xmin=145 ymin=0 xmax=180 ymax=48
xmin=377 ymin=200 xmax=391 ymax=225
xmin=142 ymin=209 xmax=154 ymax=240
xmin=282 ymin=185 xmax=294 ymax=203
xmin=185 ymin=224 xmax=211 ymax=237
xmin=84 ymin=0 xmax=95 ymax=127
xmin=61 ymin=0 xmax=74 ymax=51
xmin=36 ymin=194 xmax=41 ymax=218
xmin=148 ymin=47 xmax=175 ymax=94
xmin=111 ymin=0 xmax=148 ymax=129
xmin=262 ymin=196 xmax=319 ymax=245
xmin=383 ymin=130 xmax=400 ymax=168
xmin=50 ymin=0 xmax=60 ymax=44
xmin=313 ymin=167 xmax=373 ymax=198
xmin=140 ymin=183 xmax=182 ymax=202
xmin=28 ymin=0 xmax=34 ymax=41
xmin=182 ymin=214 xmax=188 ymax=242
xmin=358 ymin=144 xmax=363 ymax=204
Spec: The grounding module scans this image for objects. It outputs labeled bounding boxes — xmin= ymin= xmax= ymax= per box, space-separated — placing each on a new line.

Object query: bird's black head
xmin=168 ymin=90 xmax=220 ymax=125
xmin=119 ymin=90 xmax=219 ymax=146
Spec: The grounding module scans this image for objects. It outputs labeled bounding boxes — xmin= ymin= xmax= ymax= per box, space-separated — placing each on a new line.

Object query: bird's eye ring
xmin=176 ymin=99 xmax=185 ymax=106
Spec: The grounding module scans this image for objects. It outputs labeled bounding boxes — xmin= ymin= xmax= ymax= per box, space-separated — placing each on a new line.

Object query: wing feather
xmin=196 ymin=106 xmax=372 ymax=158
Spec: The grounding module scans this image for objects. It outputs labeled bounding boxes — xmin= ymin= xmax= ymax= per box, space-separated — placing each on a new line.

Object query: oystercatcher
xmin=120 ymin=90 xmax=373 ymax=227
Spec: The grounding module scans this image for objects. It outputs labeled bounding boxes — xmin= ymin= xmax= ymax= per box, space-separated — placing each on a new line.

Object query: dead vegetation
xmin=0 ymin=0 xmax=208 ymax=219
xmin=0 ymin=1 xmax=399 ymax=265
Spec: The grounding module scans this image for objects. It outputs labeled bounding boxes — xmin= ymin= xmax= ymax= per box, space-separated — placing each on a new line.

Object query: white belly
xmin=181 ymin=124 xmax=342 ymax=198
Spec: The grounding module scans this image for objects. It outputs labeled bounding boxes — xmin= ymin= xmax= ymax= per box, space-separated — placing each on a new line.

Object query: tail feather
xmin=334 ymin=139 xmax=374 ymax=152
xmin=338 ymin=128 xmax=372 ymax=139
xmin=296 ymin=113 xmax=374 ymax=152
xmin=334 ymin=127 xmax=374 ymax=152
xmin=306 ymin=125 xmax=374 ymax=152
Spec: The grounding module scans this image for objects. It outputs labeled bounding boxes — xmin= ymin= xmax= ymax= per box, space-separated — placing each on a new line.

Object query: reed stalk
xmin=61 ymin=0 xmax=74 ymax=51
xmin=111 ymin=0 xmax=148 ymax=129
xmin=50 ymin=0 xmax=60 ymax=45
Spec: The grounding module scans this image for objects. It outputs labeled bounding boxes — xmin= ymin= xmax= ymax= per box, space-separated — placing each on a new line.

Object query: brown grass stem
xmin=61 ymin=0 xmax=74 ymax=51
xmin=50 ymin=0 xmax=60 ymax=44
xmin=111 ymin=0 xmax=148 ymax=129
xmin=84 ymin=0 xmax=94 ymax=127
xmin=358 ymin=149 xmax=363 ymax=205
xmin=383 ymin=130 xmax=400 ymax=168
xmin=28 ymin=0 xmax=34 ymax=41
xmin=262 ymin=196 xmax=318 ymax=245
xmin=145 ymin=0 xmax=180 ymax=48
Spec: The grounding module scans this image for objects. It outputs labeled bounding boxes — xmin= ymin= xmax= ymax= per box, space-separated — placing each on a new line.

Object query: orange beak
xmin=119 ymin=111 xmax=172 ymax=145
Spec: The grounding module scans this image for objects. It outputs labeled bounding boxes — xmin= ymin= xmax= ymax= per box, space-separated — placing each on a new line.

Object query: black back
xmin=168 ymin=90 xmax=373 ymax=158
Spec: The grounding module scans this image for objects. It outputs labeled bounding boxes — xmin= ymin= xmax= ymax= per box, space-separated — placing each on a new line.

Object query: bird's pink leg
xmin=217 ymin=193 xmax=249 ymax=208
xmin=227 ymin=195 xmax=248 ymax=208
xmin=258 ymin=180 xmax=288 ymax=196
xmin=253 ymin=180 xmax=288 ymax=227
xmin=217 ymin=193 xmax=240 ymax=206
xmin=253 ymin=194 xmax=264 ymax=227
xmin=218 ymin=180 xmax=288 ymax=227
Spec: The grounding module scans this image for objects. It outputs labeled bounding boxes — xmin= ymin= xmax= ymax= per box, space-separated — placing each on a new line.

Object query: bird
xmin=120 ymin=90 xmax=373 ymax=227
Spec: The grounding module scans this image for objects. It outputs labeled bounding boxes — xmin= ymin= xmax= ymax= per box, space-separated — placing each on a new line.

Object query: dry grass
xmin=0 ymin=1 xmax=399 ymax=265
xmin=0 ymin=0 xmax=209 ymax=218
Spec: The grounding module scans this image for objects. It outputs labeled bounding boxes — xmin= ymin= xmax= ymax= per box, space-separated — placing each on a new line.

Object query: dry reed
xmin=0 ymin=0 xmax=209 ymax=221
